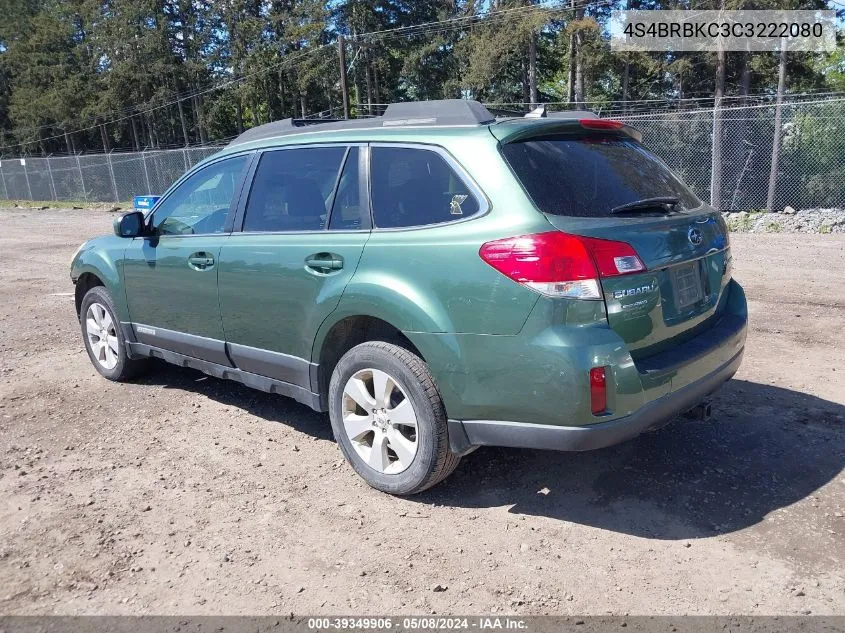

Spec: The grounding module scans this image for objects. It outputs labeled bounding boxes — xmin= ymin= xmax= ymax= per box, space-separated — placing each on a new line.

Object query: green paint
xmin=71 ymin=117 xmax=747 ymax=430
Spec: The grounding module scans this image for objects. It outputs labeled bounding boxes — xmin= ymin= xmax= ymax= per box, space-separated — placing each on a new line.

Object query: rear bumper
xmin=448 ymin=343 xmax=743 ymax=454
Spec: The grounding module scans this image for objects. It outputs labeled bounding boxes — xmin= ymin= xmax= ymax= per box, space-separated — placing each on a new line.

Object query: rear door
xmin=216 ymin=144 xmax=369 ymax=388
xmin=499 ymin=129 xmax=731 ymax=358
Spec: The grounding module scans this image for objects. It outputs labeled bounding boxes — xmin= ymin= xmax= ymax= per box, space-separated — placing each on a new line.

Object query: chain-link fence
xmin=1 ymin=98 xmax=843 ymax=211
xmin=615 ymin=97 xmax=845 ymax=212
xmin=0 ymin=146 xmax=221 ymax=204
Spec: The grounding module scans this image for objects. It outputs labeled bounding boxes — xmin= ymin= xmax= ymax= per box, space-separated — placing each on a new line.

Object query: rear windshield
xmin=501 ymin=135 xmax=701 ymax=217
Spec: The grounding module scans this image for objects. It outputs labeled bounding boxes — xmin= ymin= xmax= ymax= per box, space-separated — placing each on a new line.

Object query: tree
xmin=0 ymin=0 xmax=842 ymax=157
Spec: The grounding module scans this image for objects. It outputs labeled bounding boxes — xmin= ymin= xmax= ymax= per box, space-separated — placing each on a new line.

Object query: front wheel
xmin=79 ymin=286 xmax=149 ymax=381
xmin=328 ymin=341 xmax=460 ymax=495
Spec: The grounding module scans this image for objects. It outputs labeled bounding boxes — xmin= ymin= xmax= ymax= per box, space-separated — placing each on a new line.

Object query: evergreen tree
xmin=0 ymin=0 xmax=841 ymax=155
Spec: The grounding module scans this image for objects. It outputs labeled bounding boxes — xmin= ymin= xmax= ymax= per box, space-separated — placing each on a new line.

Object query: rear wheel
xmin=80 ymin=286 xmax=149 ymax=381
xmin=328 ymin=341 xmax=460 ymax=495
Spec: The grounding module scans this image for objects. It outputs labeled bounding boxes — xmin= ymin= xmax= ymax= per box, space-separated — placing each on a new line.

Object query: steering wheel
xmin=158 ymin=217 xmax=194 ymax=235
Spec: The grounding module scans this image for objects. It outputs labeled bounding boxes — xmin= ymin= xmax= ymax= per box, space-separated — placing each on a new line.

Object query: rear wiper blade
xmin=610 ymin=196 xmax=680 ymax=214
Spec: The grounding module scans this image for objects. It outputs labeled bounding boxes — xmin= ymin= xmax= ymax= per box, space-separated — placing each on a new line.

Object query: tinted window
xmin=501 ymin=135 xmax=701 ymax=218
xmin=371 ymin=147 xmax=479 ymax=229
xmin=152 ymin=155 xmax=248 ymax=235
xmin=244 ymin=147 xmax=346 ymax=232
xmin=328 ymin=148 xmax=364 ymax=230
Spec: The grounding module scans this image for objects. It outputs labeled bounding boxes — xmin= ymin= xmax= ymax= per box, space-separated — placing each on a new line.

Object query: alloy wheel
xmin=341 ymin=368 xmax=419 ymax=474
xmin=85 ymin=302 xmax=119 ymax=370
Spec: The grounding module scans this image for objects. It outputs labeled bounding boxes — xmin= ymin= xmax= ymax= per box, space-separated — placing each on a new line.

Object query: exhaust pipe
xmin=684 ymin=401 xmax=712 ymax=422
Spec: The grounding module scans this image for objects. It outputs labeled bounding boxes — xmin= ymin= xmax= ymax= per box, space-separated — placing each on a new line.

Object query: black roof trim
xmin=226 ymin=99 xmax=497 ymax=147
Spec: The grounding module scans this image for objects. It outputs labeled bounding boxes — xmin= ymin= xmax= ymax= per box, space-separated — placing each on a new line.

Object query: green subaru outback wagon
xmin=71 ymin=100 xmax=747 ymax=495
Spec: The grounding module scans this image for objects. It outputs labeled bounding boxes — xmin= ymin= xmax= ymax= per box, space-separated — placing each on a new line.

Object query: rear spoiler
xmin=491 ymin=110 xmax=642 ymax=144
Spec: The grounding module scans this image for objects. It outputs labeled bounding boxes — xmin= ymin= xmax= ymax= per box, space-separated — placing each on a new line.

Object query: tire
xmin=79 ymin=286 xmax=149 ymax=381
xmin=328 ymin=341 xmax=460 ymax=495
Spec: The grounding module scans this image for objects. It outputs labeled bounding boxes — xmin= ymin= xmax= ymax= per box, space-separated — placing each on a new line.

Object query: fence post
xmin=0 ymin=159 xmax=8 ymax=200
xmin=141 ymin=149 xmax=152 ymax=194
xmin=46 ymin=154 xmax=57 ymax=201
xmin=107 ymin=150 xmax=119 ymax=202
xmin=22 ymin=158 xmax=33 ymax=201
xmin=76 ymin=153 xmax=87 ymax=201
xmin=182 ymin=147 xmax=189 ymax=171
xmin=709 ymin=102 xmax=721 ymax=208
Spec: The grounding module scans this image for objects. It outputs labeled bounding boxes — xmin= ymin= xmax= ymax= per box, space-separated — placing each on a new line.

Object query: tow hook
xmin=684 ymin=401 xmax=712 ymax=422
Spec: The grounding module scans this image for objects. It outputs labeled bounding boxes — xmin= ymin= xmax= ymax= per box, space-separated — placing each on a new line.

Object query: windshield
xmin=501 ymin=134 xmax=702 ymax=218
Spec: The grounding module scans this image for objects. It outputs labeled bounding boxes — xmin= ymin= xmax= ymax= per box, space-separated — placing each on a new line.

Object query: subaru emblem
xmin=688 ymin=227 xmax=703 ymax=246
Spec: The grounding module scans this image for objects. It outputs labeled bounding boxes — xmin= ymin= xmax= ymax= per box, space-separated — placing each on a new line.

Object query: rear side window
xmin=243 ymin=146 xmax=346 ymax=232
xmin=370 ymin=146 xmax=480 ymax=229
xmin=501 ymin=135 xmax=701 ymax=217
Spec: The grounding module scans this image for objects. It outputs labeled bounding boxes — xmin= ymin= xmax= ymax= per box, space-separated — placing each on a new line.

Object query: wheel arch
xmin=74 ymin=272 xmax=105 ymax=318
xmin=312 ymin=314 xmax=428 ymax=409
xmin=71 ymin=248 xmax=127 ymax=321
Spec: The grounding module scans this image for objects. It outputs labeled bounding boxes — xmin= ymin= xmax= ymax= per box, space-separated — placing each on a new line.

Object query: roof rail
xmin=226 ymin=118 xmax=339 ymax=146
xmin=545 ymin=110 xmax=600 ymax=120
xmin=524 ymin=105 xmax=546 ymax=118
xmin=381 ymin=100 xmax=495 ymax=126
xmin=227 ymin=99 xmax=497 ymax=147
xmin=486 ymin=106 xmax=527 ymax=118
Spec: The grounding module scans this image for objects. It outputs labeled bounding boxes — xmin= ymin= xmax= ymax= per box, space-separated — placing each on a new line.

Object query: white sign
xmin=611 ymin=10 xmax=836 ymax=52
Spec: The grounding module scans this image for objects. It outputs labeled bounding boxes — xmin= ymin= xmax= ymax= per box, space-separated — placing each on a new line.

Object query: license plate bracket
xmin=672 ymin=262 xmax=703 ymax=309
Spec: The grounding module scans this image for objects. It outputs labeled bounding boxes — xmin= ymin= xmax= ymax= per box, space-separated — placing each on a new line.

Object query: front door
xmin=217 ymin=145 xmax=370 ymax=388
xmin=123 ymin=154 xmax=250 ymax=365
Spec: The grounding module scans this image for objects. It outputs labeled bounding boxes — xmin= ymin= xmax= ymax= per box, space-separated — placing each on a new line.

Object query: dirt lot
xmin=0 ymin=207 xmax=843 ymax=616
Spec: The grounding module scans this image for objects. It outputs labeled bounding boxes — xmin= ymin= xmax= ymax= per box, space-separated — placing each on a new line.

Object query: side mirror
xmin=113 ymin=211 xmax=145 ymax=238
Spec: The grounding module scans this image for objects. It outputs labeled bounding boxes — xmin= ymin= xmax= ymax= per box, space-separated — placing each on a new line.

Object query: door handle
xmin=304 ymin=253 xmax=344 ymax=273
xmin=188 ymin=252 xmax=215 ymax=271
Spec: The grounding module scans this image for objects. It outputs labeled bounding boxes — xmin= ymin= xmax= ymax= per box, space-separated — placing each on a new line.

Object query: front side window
xmin=370 ymin=146 xmax=480 ymax=229
xmin=243 ymin=146 xmax=346 ymax=232
xmin=151 ymin=155 xmax=248 ymax=235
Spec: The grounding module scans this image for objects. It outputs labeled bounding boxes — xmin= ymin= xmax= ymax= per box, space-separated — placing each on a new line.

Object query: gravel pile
xmin=723 ymin=207 xmax=845 ymax=234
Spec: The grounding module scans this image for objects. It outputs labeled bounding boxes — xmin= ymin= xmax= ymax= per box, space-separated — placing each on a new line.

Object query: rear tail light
xmin=479 ymin=231 xmax=645 ymax=300
xmin=590 ymin=367 xmax=608 ymax=415
xmin=577 ymin=235 xmax=645 ymax=277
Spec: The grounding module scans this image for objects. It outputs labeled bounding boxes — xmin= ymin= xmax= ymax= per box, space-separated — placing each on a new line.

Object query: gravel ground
xmin=0 ymin=207 xmax=843 ymax=616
